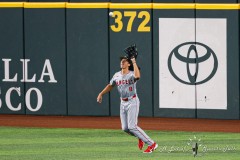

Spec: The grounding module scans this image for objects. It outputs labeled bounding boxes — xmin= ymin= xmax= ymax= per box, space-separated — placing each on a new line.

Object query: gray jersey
xmin=110 ymin=71 xmax=137 ymax=98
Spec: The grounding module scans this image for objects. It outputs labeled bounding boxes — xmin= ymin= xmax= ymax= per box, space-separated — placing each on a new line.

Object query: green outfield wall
xmin=0 ymin=1 xmax=239 ymax=119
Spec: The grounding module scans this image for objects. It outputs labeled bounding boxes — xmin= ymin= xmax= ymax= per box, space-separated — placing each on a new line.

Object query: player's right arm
xmin=97 ymin=84 xmax=114 ymax=103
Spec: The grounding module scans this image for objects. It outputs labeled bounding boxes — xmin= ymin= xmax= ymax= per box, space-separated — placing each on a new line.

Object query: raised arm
xmin=97 ymin=84 xmax=113 ymax=103
xmin=131 ymin=57 xmax=140 ymax=80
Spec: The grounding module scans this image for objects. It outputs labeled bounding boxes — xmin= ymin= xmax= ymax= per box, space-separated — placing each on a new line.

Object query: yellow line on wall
xmin=153 ymin=3 xmax=195 ymax=9
xmin=24 ymin=2 xmax=66 ymax=8
xmin=196 ymin=4 xmax=239 ymax=10
xmin=0 ymin=2 xmax=23 ymax=8
xmin=66 ymin=3 xmax=109 ymax=9
xmin=110 ymin=3 xmax=152 ymax=9
xmin=0 ymin=2 xmax=239 ymax=10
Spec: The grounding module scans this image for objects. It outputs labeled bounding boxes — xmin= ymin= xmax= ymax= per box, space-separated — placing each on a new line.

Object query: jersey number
xmin=129 ymin=87 xmax=133 ymax=91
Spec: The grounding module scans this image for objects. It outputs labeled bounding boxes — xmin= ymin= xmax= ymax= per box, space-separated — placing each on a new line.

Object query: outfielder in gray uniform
xmin=97 ymin=56 xmax=158 ymax=153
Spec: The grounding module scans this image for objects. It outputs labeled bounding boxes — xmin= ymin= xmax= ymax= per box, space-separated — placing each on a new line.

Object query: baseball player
xmin=97 ymin=55 xmax=158 ymax=153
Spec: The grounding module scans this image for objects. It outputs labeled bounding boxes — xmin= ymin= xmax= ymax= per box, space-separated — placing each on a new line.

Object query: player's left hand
xmin=131 ymin=57 xmax=136 ymax=64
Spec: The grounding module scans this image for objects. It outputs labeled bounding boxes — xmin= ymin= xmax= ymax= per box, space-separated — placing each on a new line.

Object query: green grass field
xmin=0 ymin=127 xmax=239 ymax=160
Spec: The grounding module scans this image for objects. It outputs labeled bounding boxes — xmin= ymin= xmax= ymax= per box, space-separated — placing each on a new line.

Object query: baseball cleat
xmin=143 ymin=142 xmax=158 ymax=153
xmin=138 ymin=139 xmax=144 ymax=150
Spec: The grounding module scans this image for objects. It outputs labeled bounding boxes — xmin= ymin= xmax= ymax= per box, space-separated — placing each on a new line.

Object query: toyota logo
xmin=168 ymin=42 xmax=218 ymax=85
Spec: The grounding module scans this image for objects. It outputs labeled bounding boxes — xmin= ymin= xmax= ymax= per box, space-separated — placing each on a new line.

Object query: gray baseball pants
xmin=120 ymin=96 xmax=154 ymax=146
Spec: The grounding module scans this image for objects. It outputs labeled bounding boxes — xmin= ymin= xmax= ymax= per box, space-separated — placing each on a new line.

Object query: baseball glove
xmin=124 ymin=44 xmax=138 ymax=59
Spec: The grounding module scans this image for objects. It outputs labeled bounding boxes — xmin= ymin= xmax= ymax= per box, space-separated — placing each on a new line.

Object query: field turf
xmin=0 ymin=127 xmax=239 ymax=160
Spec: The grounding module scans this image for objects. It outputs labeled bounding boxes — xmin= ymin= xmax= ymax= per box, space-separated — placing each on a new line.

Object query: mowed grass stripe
xmin=0 ymin=127 xmax=239 ymax=160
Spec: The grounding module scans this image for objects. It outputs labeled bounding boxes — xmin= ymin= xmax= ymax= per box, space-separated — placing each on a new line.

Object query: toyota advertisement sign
xmin=159 ymin=18 xmax=227 ymax=110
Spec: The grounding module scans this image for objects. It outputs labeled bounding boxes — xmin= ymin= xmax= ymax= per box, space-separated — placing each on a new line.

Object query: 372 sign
xmin=110 ymin=11 xmax=151 ymax=32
